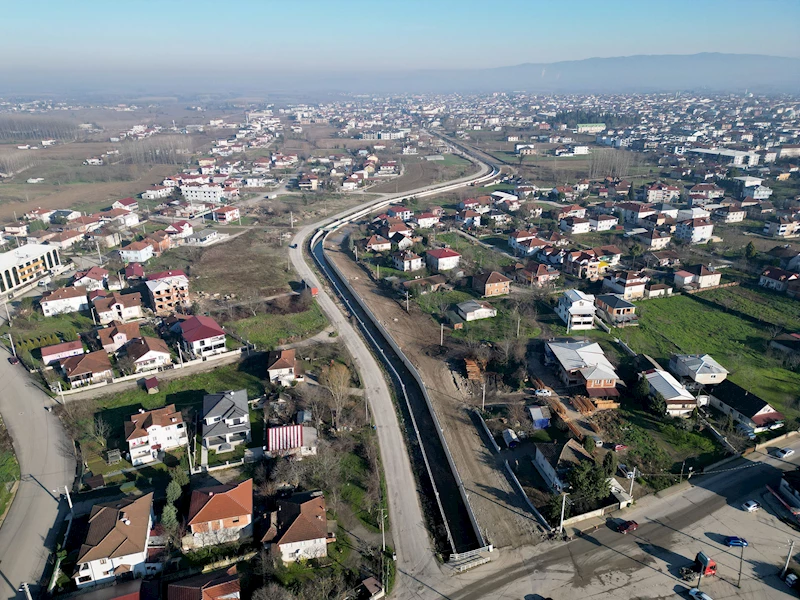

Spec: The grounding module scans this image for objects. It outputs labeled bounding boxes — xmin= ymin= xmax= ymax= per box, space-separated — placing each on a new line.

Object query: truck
xmin=680 ymin=552 xmax=717 ymax=581
xmin=304 ymin=280 xmax=319 ymax=297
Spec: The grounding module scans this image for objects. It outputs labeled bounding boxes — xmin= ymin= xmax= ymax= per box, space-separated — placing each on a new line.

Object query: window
xmin=99 ymin=559 xmax=107 ymax=565
xmin=232 ymin=517 xmax=240 ymax=524
xmin=78 ymin=576 xmax=92 ymax=583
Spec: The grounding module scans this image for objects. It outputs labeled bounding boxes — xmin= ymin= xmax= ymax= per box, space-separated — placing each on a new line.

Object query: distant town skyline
xmin=3 ymin=0 xmax=799 ymax=74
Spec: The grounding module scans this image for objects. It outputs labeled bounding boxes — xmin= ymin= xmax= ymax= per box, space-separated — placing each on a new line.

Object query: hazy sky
xmin=4 ymin=0 xmax=799 ymax=73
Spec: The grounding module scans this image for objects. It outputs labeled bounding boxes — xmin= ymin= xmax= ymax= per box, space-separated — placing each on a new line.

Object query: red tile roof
xmin=187 ymin=480 xmax=252 ymax=525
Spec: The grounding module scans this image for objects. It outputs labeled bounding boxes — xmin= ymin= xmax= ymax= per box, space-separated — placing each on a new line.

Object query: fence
xmin=473 ymin=409 xmax=500 ymax=453
xmin=503 ymin=460 xmax=552 ymax=531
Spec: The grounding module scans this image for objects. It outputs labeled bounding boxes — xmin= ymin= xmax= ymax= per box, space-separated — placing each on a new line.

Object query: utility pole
xmin=380 ymin=508 xmax=386 ymax=592
xmin=481 ymin=380 xmax=486 ymax=411
xmin=354 ymin=246 xmax=358 ymax=261
xmin=177 ymin=343 xmax=184 ymax=367
xmin=7 ymin=332 xmax=16 ymax=358
xmin=558 ymin=492 xmax=569 ymax=533
xmin=290 ymin=211 xmax=294 ymax=228
xmin=64 ymin=485 xmax=73 ymax=513
xmin=737 ymin=543 xmax=745 ymax=588
xmin=782 ymin=540 xmax=795 ymax=578
xmin=21 ymin=582 xmax=32 ymax=600
xmin=95 ymin=240 xmax=102 ymax=265
xmin=405 ymin=290 xmax=409 ymax=313
xmin=629 ymin=467 xmax=636 ymax=498
xmin=440 ymin=322 xmax=444 ymax=346
xmin=3 ymin=302 xmax=10 ymax=326
xmin=377 ymin=265 xmax=380 ymax=279
xmin=517 ymin=314 xmax=521 ymax=338
xmin=679 ymin=460 xmax=685 ymax=484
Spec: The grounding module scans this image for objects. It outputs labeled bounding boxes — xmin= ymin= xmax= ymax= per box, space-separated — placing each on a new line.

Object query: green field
xmin=0 ymin=436 xmax=20 ymax=520
xmin=620 ymin=294 xmax=800 ymax=421
xmin=437 ymin=232 xmax=515 ymax=270
xmin=698 ymin=285 xmax=800 ymax=332
xmin=226 ymin=303 xmax=328 ymax=350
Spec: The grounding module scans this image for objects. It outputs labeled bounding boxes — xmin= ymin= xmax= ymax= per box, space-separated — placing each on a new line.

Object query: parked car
xmin=7 ymin=356 xmax=19 ymax=365
xmin=688 ymin=589 xmax=713 ymax=600
xmin=774 ymin=448 xmax=796 ymax=459
xmin=534 ymin=389 xmax=552 ymax=397
xmin=618 ymin=463 xmax=635 ymax=479
xmin=742 ymin=500 xmax=760 ymax=512
xmin=617 ymin=520 xmax=638 ymax=534
xmin=725 ymin=536 xmax=748 ymax=547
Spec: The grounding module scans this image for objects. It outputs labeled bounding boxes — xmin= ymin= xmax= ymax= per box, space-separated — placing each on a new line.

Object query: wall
xmin=503 ymin=460 xmax=552 ymax=531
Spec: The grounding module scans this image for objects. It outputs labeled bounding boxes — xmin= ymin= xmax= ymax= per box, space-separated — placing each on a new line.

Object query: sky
xmin=3 ymin=0 xmax=800 ymax=74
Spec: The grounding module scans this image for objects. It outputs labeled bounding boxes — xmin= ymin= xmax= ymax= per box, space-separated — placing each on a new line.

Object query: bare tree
xmin=92 ymin=417 xmax=111 ymax=448
xmin=321 ymin=362 xmax=351 ymax=431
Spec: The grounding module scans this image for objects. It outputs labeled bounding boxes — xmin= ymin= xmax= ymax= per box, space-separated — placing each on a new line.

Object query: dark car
xmin=725 ymin=536 xmax=748 ymax=547
xmin=7 ymin=356 xmax=19 ymax=365
xmin=617 ymin=520 xmax=639 ymax=534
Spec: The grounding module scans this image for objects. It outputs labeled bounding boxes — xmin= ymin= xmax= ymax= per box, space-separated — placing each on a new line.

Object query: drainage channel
xmin=311 ymin=238 xmax=481 ymax=555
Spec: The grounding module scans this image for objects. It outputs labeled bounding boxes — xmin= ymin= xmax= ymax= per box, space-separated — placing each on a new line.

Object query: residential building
xmin=553 ymin=205 xmax=586 ymax=220
xmin=472 ymin=271 xmax=511 ymax=297
xmin=40 ymin=340 xmax=84 ymax=365
xmin=125 ymin=405 xmax=187 ymax=466
xmin=594 ymin=294 xmax=637 ymax=327
xmin=93 ymin=292 xmax=143 ymax=324
xmin=186 ymin=480 xmax=253 ymax=548
xmin=73 ymin=493 xmax=157 ymax=588
xmin=669 ymin=354 xmax=729 ymax=387
xmin=48 ymin=230 xmax=84 ymax=249
xmin=555 ymin=290 xmax=596 ymax=331
xmin=514 ymin=261 xmax=560 ymax=286
xmin=675 ymin=218 xmax=714 ymax=244
xmin=673 ymin=264 xmax=721 ymax=290
xmin=563 ymin=251 xmax=601 ymax=280
xmin=141 ymin=186 xmax=172 ymax=201
xmin=647 ymin=250 xmax=681 ymax=268
xmin=266 ymin=424 xmax=318 ymax=459
xmin=61 ymin=350 xmax=113 ymax=387
xmin=641 ymin=369 xmax=696 ymax=417
xmin=413 ymin=212 xmax=440 ymax=228
xmin=637 ymin=229 xmax=672 ymax=250
xmin=425 ymin=248 xmax=461 ymax=272
xmin=202 ymin=390 xmax=251 ymax=451
xmin=708 ymin=379 xmax=784 ymax=434
xmin=181 ymin=183 xmax=224 ymax=203
xmin=112 ymin=197 xmax=139 ymax=212
xmin=602 ymin=271 xmax=649 ymax=300
xmin=123 ymin=337 xmax=172 ymax=373
xmin=559 ymin=217 xmax=591 ymax=235
xmin=41 ymin=286 xmax=89 ymax=316
xmin=86 ymin=229 xmax=122 ymax=249
xmin=146 ymin=270 xmax=190 ymax=315
xmin=119 ymin=241 xmax=155 ymax=264
xmin=212 ymin=206 xmax=240 ymax=224
xmin=712 ymin=205 xmax=746 ymax=224
xmin=98 ymin=321 xmax=141 ymax=353
xmin=166 ymin=568 xmax=240 ymax=600
xmin=186 ymin=229 xmax=220 ymax=246
xmin=262 ymin=491 xmax=333 ymax=563
xmin=164 ymin=221 xmax=194 ymax=239
xmin=364 ymin=235 xmax=391 ymax=252
xmin=455 ymin=209 xmax=481 ymax=228
xmin=544 ymin=339 xmax=620 ymax=397
xmin=392 ymin=251 xmax=423 ymax=272
xmin=455 ymin=300 xmax=497 ymax=322
xmin=760 ymin=267 xmax=799 ymax=292
xmin=74 ymin=266 xmax=109 ymax=291
xmin=616 ymin=202 xmax=655 ymax=224
xmin=179 ymin=315 xmax=227 ymax=357
xmin=644 ymin=183 xmax=681 ymax=203
xmin=532 ymin=440 xmax=594 ymax=492
xmin=125 ymin=263 xmax=146 ymax=281
xmin=266 ymin=349 xmax=298 ymax=385
xmin=763 ymin=218 xmax=800 ymax=238
xmin=588 ymin=214 xmax=619 ymax=231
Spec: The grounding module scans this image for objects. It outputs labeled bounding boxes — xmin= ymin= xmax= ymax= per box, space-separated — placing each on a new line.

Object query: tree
xmin=169 ymin=467 xmax=189 ymax=488
xmin=91 ymin=417 xmax=111 ymax=448
xmin=744 ymin=241 xmax=758 ymax=260
xmin=583 ymin=436 xmax=596 ymax=456
xmin=647 ymin=391 xmax=667 ymax=417
xmin=117 ymin=355 xmax=137 ymax=376
xmin=633 ymin=376 xmax=651 ymax=403
xmin=602 ymin=451 xmax=618 ymax=477
xmin=252 ymin=584 xmax=295 ymax=600
xmin=723 ymin=413 xmax=735 ymax=433
xmin=166 ymin=480 xmax=182 ymax=504
xmin=629 ymin=242 xmax=643 ymax=269
xmin=321 ymin=361 xmax=351 ymax=431
xmin=567 ymin=460 xmax=609 ymax=510
xmin=161 ymin=503 xmax=178 ymax=537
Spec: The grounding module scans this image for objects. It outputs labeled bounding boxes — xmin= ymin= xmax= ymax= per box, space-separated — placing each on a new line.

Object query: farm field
xmin=619 ymin=293 xmax=800 ymax=421
xmin=698 ymin=284 xmax=800 ymax=332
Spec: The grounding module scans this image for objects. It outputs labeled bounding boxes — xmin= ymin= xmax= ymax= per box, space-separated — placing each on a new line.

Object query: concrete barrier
xmin=503 ymin=460 xmax=552 ymax=531
xmin=473 ymin=409 xmax=500 ymax=453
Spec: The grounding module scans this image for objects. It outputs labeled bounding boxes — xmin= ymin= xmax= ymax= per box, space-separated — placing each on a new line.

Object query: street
xmin=0 ymin=345 xmax=74 ymax=600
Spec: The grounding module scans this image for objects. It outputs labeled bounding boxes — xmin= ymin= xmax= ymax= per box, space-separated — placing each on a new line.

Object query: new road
xmin=0 ymin=346 xmax=74 ymax=600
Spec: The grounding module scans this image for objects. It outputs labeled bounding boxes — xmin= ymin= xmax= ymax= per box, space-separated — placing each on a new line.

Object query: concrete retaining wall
xmin=504 ymin=460 xmax=552 ymax=531
xmin=473 ymin=409 xmax=500 ymax=453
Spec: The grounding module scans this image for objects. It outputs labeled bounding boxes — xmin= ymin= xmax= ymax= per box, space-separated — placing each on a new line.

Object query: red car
xmin=617 ymin=520 xmax=638 ymax=534
xmin=7 ymin=356 xmax=19 ymax=365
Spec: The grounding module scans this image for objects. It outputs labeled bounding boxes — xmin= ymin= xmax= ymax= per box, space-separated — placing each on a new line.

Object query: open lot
xmin=368 ymin=155 xmax=477 ymax=194
xmin=620 ymin=293 xmax=800 ymax=421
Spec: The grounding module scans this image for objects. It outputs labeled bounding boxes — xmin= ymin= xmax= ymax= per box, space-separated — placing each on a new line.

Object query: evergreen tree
xmin=166 ymin=480 xmax=182 ymax=504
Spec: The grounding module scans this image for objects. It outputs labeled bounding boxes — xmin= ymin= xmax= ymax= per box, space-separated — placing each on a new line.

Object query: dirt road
xmin=325 ymin=240 xmax=542 ymax=550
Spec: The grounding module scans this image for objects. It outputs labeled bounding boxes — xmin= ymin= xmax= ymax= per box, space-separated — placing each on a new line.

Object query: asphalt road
xmin=288 ymin=154 xmax=492 ymax=596
xmin=0 ymin=346 xmax=74 ymax=600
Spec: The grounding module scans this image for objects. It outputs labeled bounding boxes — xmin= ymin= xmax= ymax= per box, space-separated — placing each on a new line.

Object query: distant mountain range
xmin=2 ymin=53 xmax=799 ymax=97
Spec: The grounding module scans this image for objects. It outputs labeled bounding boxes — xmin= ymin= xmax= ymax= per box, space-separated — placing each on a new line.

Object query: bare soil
xmin=325 ymin=239 xmax=541 ymax=549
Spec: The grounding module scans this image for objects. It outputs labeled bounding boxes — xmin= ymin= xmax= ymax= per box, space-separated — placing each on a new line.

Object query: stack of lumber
xmin=572 ymin=396 xmax=596 ymax=415
xmin=465 ymin=358 xmax=483 ymax=382
xmin=546 ymin=397 xmax=567 ymax=419
xmin=593 ymin=399 xmax=620 ymax=410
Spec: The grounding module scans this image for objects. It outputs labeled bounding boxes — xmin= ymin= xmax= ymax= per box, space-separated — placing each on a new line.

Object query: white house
xmin=555 ymin=289 xmax=596 ymax=331
xmin=263 ymin=492 xmax=332 ymax=563
xmin=559 ymin=217 xmax=591 ymax=235
xmin=181 ymin=183 xmax=224 ymax=203
xmin=455 ymin=300 xmax=497 ymax=321
xmin=119 ymin=241 xmax=155 ymax=264
xmin=73 ymin=493 xmax=158 ymax=588
xmin=164 ymin=220 xmax=194 ymax=239
xmin=642 ymin=369 xmax=696 ymax=417
xmin=602 ymin=271 xmax=649 ymax=300
xmin=141 ymin=186 xmax=172 ymax=200
xmin=112 ymin=197 xmax=139 ymax=212
xmin=267 ymin=349 xmax=298 ymax=385
xmin=41 ymin=286 xmax=89 ymax=316
xmin=392 ymin=251 xmax=423 ymax=272
xmin=125 ymin=405 xmax=187 ymax=466
xmin=40 ymin=340 xmax=84 ymax=365
xmin=93 ymin=292 xmax=143 ymax=324
xmin=179 ymin=315 xmax=227 ymax=357
xmin=675 ymin=218 xmax=714 ymax=244
xmin=123 ymin=337 xmax=173 ymax=373
xmin=74 ymin=267 xmax=109 ymax=292
xmin=669 ymin=354 xmax=729 ymax=386
xmin=425 ymin=248 xmax=461 ymax=271
xmin=413 ymin=213 xmax=440 ymax=228
xmin=589 ymin=214 xmax=619 ymax=231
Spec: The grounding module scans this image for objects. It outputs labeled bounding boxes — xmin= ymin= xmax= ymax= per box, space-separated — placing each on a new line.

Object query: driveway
xmin=0 ymin=346 xmax=75 ymax=600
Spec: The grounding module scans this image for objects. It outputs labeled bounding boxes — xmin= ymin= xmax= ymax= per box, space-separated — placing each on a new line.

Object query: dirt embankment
xmin=325 ymin=239 xmax=541 ymax=549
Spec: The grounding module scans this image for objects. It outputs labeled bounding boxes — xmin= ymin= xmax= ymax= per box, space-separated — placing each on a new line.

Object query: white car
xmin=688 ymin=589 xmax=713 ymax=600
xmin=742 ymin=500 xmax=761 ymax=512
xmin=774 ymin=448 xmax=796 ymax=459
xmin=534 ymin=389 xmax=552 ymax=397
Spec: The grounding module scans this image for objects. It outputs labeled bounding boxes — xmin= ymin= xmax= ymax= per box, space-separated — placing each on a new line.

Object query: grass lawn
xmin=0 ymin=444 xmax=20 ymax=520
xmin=437 ymin=232 xmax=515 ymax=269
xmin=0 ymin=311 xmax=93 ymax=351
xmin=619 ymin=294 xmax=800 ymax=421
xmin=698 ymin=285 xmax=800 ymax=332
xmin=207 ymin=445 xmax=245 ymax=466
xmin=226 ymin=303 xmax=328 ymax=350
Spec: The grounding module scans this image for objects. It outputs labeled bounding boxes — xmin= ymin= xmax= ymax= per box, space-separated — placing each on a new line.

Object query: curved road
xmin=289 ymin=150 xmax=493 ymax=597
xmin=0 ymin=346 xmax=74 ymax=600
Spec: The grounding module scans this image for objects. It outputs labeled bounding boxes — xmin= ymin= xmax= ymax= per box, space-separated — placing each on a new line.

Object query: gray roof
xmin=596 ymin=294 xmax=635 ymax=310
xmin=202 ymin=389 xmax=250 ymax=439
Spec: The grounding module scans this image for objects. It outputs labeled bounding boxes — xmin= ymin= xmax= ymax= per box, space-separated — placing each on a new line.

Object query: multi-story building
xmin=179 ymin=315 xmax=226 ymax=357
xmin=0 ymin=244 xmax=61 ymax=295
xmin=425 ymin=248 xmax=461 ymax=271
xmin=123 ymin=337 xmax=173 ymax=373
xmin=125 ymin=405 xmax=187 ymax=466
xmin=675 ymin=218 xmax=714 ymax=244
xmin=181 ymin=183 xmax=224 ymax=203
xmin=555 ymin=290 xmax=596 ymax=331
xmin=602 ymin=270 xmax=649 ymax=300
xmin=41 ymin=286 xmax=89 ymax=316
xmin=93 ymin=292 xmax=143 ymax=324
xmin=145 ymin=270 xmax=190 ymax=315
xmin=119 ymin=241 xmax=154 ymax=264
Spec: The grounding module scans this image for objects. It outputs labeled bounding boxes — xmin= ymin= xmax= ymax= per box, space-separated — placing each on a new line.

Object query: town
xmin=1 ymin=18 xmax=800 ymax=600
